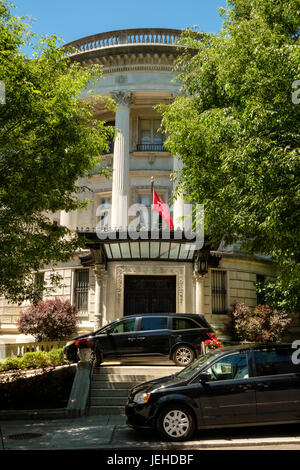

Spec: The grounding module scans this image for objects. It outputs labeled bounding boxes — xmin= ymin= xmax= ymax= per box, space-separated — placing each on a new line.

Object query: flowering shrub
xmin=18 ymin=297 xmax=78 ymax=341
xmin=231 ymin=302 xmax=292 ymax=342
xmin=203 ymin=333 xmax=223 ymax=351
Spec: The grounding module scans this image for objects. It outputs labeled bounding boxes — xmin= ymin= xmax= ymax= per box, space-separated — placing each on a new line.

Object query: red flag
xmin=153 ymin=189 xmax=174 ymax=230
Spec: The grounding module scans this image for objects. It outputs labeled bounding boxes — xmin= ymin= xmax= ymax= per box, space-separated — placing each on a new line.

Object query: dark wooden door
xmin=124 ymin=275 xmax=176 ymax=316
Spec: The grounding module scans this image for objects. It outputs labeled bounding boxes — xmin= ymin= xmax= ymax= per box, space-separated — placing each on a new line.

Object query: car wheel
xmin=156 ymin=405 xmax=195 ymax=442
xmin=172 ymin=345 xmax=195 ymax=366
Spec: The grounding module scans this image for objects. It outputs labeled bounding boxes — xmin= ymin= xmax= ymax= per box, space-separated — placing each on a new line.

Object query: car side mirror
xmin=198 ymin=372 xmax=211 ymax=383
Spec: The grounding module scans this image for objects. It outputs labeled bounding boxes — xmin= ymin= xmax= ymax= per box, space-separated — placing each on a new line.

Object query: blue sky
xmin=13 ymin=0 xmax=227 ymax=56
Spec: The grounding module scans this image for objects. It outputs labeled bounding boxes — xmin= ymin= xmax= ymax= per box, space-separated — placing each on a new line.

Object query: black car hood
xmin=130 ymin=373 xmax=188 ymax=395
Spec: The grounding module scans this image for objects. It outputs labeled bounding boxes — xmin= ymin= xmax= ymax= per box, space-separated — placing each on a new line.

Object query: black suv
xmin=64 ymin=313 xmax=215 ymax=366
xmin=126 ymin=343 xmax=300 ymax=441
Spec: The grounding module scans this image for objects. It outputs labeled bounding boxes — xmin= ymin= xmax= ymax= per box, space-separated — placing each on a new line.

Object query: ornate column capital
xmin=110 ymin=90 xmax=133 ymax=107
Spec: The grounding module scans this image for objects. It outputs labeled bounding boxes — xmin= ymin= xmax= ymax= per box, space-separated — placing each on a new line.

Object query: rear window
xmin=172 ymin=318 xmax=202 ymax=330
xmin=140 ymin=317 xmax=168 ymax=331
xmin=254 ymin=348 xmax=300 ymax=376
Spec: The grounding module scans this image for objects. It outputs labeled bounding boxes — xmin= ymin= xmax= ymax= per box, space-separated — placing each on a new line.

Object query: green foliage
xmin=20 ymin=351 xmax=50 ymax=369
xmin=0 ymin=1 xmax=114 ymax=303
xmin=48 ymin=347 xmax=65 ymax=366
xmin=0 ymin=347 xmax=66 ymax=372
xmin=256 ymin=274 xmax=300 ymax=312
xmin=160 ymin=0 xmax=300 ymax=309
xmin=0 ymin=356 xmax=22 ymax=371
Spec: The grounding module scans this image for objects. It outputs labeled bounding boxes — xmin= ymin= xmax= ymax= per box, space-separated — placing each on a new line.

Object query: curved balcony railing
xmin=64 ymin=28 xmax=183 ymax=57
xmin=136 ymin=143 xmax=165 ymax=152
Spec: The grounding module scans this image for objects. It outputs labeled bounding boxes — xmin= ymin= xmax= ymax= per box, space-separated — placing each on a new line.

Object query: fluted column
xmin=194 ymin=273 xmax=205 ymax=315
xmin=110 ymin=91 xmax=132 ymax=230
xmin=93 ymin=264 xmax=106 ymax=328
xmin=172 ymin=155 xmax=190 ymax=230
xmin=60 ymin=209 xmax=77 ymax=231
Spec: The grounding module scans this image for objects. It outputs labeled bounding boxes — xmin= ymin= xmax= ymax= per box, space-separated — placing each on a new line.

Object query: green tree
xmin=0 ymin=1 xmax=114 ymax=303
xmin=160 ymin=0 xmax=300 ymax=309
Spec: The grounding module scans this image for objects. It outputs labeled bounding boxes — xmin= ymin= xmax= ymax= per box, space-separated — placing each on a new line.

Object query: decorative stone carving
xmin=115 ymin=264 xmax=186 ymax=314
xmin=110 ymin=90 xmax=133 ymax=107
xmin=94 ymin=264 xmax=106 ymax=280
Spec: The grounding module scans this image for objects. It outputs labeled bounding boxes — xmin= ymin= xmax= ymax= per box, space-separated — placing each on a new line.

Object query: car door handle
xmin=237 ymin=384 xmax=253 ymax=391
xmin=128 ymin=337 xmax=137 ymax=341
xmin=136 ymin=337 xmax=146 ymax=341
xmin=256 ymin=383 xmax=270 ymax=390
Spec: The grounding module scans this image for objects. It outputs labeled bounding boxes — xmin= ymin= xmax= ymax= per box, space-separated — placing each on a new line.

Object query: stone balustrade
xmin=64 ymin=28 xmax=183 ymax=56
xmin=0 ymin=340 xmax=66 ymax=360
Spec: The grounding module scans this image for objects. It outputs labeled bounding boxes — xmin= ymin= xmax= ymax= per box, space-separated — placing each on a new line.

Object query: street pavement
xmin=0 ymin=414 xmax=300 ymax=450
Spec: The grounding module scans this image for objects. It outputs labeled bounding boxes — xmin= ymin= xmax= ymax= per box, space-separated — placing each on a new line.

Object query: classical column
xmin=110 ymin=91 xmax=132 ymax=230
xmin=60 ymin=209 xmax=77 ymax=231
xmin=93 ymin=264 xmax=106 ymax=328
xmin=75 ymin=178 xmax=93 ymax=231
xmin=194 ymin=273 xmax=205 ymax=315
xmin=172 ymin=155 xmax=190 ymax=230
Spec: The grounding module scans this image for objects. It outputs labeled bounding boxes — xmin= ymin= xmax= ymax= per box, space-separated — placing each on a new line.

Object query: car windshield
xmin=176 ymin=350 xmax=223 ymax=380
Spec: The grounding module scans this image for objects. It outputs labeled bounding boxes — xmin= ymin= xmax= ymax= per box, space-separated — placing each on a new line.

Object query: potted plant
xmin=203 ymin=333 xmax=223 ymax=353
xmin=75 ymin=338 xmax=94 ymax=362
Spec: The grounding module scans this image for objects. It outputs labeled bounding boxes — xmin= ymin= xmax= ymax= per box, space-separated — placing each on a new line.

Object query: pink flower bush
xmin=18 ymin=297 xmax=78 ymax=341
xmin=231 ymin=302 xmax=292 ymax=343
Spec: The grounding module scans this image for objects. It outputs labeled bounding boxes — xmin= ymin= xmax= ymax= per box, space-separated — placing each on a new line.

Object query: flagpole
xmin=150 ymin=176 xmax=154 ymax=230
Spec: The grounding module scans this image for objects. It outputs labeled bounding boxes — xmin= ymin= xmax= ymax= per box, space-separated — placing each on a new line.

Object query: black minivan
xmin=126 ymin=343 xmax=300 ymax=441
xmin=64 ymin=313 xmax=215 ymax=366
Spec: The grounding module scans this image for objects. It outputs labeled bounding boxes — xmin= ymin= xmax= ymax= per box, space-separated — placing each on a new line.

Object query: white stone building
xmin=1 ymin=28 xmax=293 ymax=343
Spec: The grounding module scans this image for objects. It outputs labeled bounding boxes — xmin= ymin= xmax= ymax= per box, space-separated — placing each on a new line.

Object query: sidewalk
xmin=1 ymin=414 xmax=300 ymax=450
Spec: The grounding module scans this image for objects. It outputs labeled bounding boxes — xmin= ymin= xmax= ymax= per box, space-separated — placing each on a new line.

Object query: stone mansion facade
xmin=1 ymin=28 xmax=295 ymax=344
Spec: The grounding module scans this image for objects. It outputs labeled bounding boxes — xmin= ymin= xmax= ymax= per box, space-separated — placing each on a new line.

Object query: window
xmin=211 ymin=270 xmax=227 ymax=314
xmin=206 ymin=353 xmax=249 ymax=381
xmin=140 ymin=317 xmax=168 ymax=331
xmin=110 ymin=318 xmax=136 ymax=333
xmin=254 ymin=349 xmax=300 ymax=376
xmin=137 ymin=118 xmax=164 ymax=151
xmin=74 ymin=269 xmax=89 ymax=312
xmin=173 ymin=318 xmax=201 ymax=330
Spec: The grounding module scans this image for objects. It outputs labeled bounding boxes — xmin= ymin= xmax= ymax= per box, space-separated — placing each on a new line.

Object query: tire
xmin=172 ymin=345 xmax=195 ymax=367
xmin=156 ymin=405 xmax=195 ymax=442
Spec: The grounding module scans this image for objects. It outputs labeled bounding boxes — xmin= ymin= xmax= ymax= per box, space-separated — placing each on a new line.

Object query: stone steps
xmin=88 ymin=364 xmax=182 ymax=416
